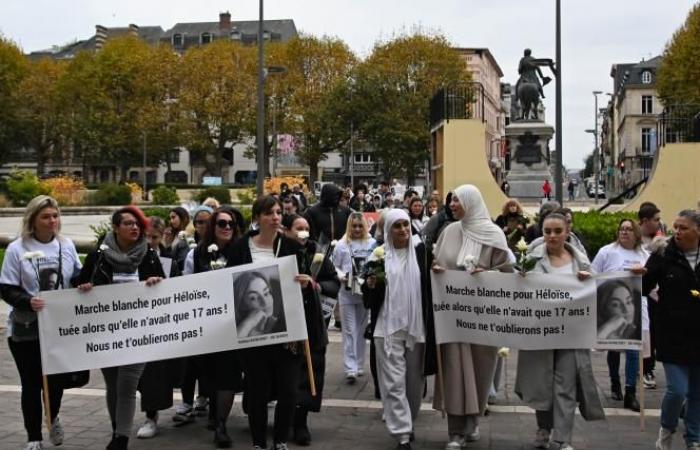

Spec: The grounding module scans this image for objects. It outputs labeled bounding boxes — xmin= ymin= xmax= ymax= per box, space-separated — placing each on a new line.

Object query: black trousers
xmin=242 ymin=345 xmax=300 ymax=447
xmin=8 ymin=338 xmax=64 ymax=442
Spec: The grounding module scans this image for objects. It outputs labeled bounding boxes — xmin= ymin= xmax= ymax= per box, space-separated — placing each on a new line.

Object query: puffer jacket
xmin=303 ymin=184 xmax=352 ymax=242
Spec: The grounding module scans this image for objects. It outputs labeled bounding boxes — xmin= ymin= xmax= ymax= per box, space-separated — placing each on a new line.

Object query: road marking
xmin=0 ymin=385 xmax=659 ymax=417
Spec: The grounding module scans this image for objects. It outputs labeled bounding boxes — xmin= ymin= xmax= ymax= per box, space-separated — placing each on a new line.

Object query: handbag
xmin=9 ymin=309 xmax=39 ymax=342
xmin=54 ymin=370 xmax=90 ymax=389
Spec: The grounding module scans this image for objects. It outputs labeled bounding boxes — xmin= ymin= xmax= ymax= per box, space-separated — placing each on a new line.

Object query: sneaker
xmin=194 ymin=396 xmax=209 ymax=415
xmin=465 ymin=427 xmax=480 ymax=442
xmin=174 ymin=403 xmax=192 ymax=416
xmin=534 ymin=428 xmax=551 ymax=449
xmin=49 ymin=417 xmax=64 ymax=446
xmin=172 ymin=404 xmax=194 ymax=426
xmin=346 ymin=373 xmax=357 ymax=385
xmin=273 ymin=443 xmax=289 ymax=450
xmin=397 ymin=443 xmax=412 ymax=450
xmin=687 ymin=443 xmax=700 ymax=449
xmin=656 ymin=428 xmax=673 ymax=450
xmin=644 ymin=373 xmax=658 ymax=389
xmin=253 ymin=447 xmax=265 ymax=450
xmin=25 ymin=442 xmax=43 ymax=450
xmin=137 ymin=418 xmax=158 ymax=439
xmin=558 ymin=444 xmax=574 ymax=450
xmin=445 ymin=434 xmax=465 ymax=450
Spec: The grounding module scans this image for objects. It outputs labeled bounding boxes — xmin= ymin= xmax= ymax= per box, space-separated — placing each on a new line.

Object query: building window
xmin=641 ymin=70 xmax=652 ymax=84
xmin=172 ymin=34 xmax=183 ymax=46
xmin=230 ymin=30 xmax=241 ymax=40
xmin=641 ymin=128 xmax=654 ymax=153
xmin=354 ymin=153 xmax=373 ymax=163
xmin=263 ymin=31 xmax=270 ymax=41
xmin=169 ymin=149 xmax=180 ymax=164
xmin=642 ymin=95 xmax=653 ymax=114
xmin=201 ymin=33 xmax=212 ymax=44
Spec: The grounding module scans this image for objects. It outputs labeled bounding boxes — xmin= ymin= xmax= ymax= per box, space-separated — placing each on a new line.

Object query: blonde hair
xmin=22 ymin=195 xmax=61 ymax=241
xmin=342 ymin=212 xmax=370 ymax=244
xmin=202 ymin=197 xmax=221 ymax=209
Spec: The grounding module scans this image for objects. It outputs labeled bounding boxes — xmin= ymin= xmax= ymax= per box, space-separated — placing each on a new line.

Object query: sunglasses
xmin=216 ymin=220 xmax=236 ymax=229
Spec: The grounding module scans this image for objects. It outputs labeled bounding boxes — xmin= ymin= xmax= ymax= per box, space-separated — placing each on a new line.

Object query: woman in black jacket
xmin=227 ymin=196 xmax=315 ymax=450
xmin=282 ymin=213 xmax=340 ymax=445
xmin=76 ymin=206 xmax=165 ymax=450
xmin=191 ymin=206 xmax=243 ymax=448
xmin=643 ymin=209 xmax=700 ymax=450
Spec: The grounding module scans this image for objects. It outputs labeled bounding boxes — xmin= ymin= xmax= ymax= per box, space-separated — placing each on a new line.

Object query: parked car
xmin=587 ymin=184 xmax=606 ymax=199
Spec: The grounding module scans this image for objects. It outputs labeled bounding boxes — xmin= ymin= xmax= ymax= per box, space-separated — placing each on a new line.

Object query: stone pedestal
xmin=505 ymin=121 xmax=555 ymax=199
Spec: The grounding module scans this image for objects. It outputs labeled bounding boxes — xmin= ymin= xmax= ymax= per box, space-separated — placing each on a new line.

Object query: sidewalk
xmin=0 ymin=331 xmax=667 ymax=450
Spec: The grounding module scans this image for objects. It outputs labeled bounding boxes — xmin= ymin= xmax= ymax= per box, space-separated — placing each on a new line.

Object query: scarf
xmin=453 ymin=184 xmax=508 ymax=267
xmin=382 ymin=209 xmax=424 ymax=352
xmin=101 ymin=232 xmax=148 ymax=274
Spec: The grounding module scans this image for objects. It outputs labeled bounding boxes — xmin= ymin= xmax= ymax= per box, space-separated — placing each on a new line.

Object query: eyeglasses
xmin=120 ymin=220 xmax=139 ymax=228
xmin=216 ymin=220 xmax=236 ymax=229
xmin=619 ymin=227 xmax=634 ymax=233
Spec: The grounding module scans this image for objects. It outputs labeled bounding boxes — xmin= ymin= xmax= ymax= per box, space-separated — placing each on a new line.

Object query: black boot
xmin=106 ymin=435 xmax=128 ymax=450
xmin=611 ymin=382 xmax=623 ymax=401
xmin=624 ymin=386 xmax=640 ymax=412
xmin=293 ymin=407 xmax=311 ymax=446
xmin=214 ymin=420 xmax=232 ymax=448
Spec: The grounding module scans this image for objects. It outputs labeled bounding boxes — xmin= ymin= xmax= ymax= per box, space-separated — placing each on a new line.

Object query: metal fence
xmin=429 ymin=82 xmax=485 ymax=129
xmin=657 ymin=104 xmax=700 ymax=147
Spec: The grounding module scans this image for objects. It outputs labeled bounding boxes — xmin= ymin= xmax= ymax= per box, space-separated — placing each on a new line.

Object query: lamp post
xmin=256 ymin=0 xmax=265 ymax=197
xmin=142 ymin=132 xmax=147 ymax=201
xmin=592 ymin=90 xmax=603 ymax=204
xmin=585 ymin=128 xmax=597 ymax=203
xmin=555 ymin=0 xmax=563 ymax=205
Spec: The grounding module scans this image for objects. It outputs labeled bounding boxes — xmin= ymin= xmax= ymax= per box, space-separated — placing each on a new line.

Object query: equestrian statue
xmin=515 ymin=49 xmax=556 ymax=121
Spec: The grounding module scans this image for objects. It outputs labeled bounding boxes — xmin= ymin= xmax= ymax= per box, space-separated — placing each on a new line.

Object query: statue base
xmin=506 ymin=121 xmax=555 ymax=199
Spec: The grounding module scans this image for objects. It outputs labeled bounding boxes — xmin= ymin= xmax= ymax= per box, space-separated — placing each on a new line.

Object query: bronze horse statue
xmin=517 ymin=82 xmax=541 ymax=120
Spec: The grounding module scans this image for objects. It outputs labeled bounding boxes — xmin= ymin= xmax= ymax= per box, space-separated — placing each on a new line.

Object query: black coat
xmin=643 ymin=238 xmax=700 ymax=365
xmin=360 ymin=242 xmax=437 ymax=376
xmin=303 ymin=184 xmax=352 ymax=242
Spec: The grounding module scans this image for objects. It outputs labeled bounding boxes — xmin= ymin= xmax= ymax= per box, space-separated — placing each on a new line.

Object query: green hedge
xmin=195 ymin=187 xmax=231 ymax=205
xmin=572 ymin=210 xmax=638 ymax=259
xmin=91 ymin=184 xmax=132 ymax=206
xmin=151 ymin=186 xmax=180 ymax=205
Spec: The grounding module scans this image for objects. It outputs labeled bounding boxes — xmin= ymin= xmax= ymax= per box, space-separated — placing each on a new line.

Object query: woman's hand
xmin=145 ymin=277 xmax=163 ymax=286
xmin=518 ymin=270 xmax=527 ymax=277
xmin=597 ymin=315 xmax=627 ymax=340
xmin=577 ymin=271 xmax=592 ymax=281
xmin=366 ymin=275 xmax=377 ymax=289
xmin=295 ymin=274 xmax=313 ymax=289
xmin=628 ymin=265 xmax=647 ymax=276
xmin=471 ymin=267 xmax=485 ymax=275
xmin=77 ymin=283 xmax=93 ymax=292
xmin=431 ymin=263 xmax=445 ymax=273
xmin=30 ymin=297 xmax=45 ymax=312
xmin=238 ymin=309 xmax=268 ymax=337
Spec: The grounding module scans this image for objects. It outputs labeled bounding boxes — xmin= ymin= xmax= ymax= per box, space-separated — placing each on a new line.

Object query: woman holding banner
xmin=591 ymin=219 xmax=648 ymax=412
xmin=226 ymin=196 xmax=315 ymax=450
xmin=431 ymin=184 xmax=512 ymax=450
xmin=515 ymin=212 xmax=604 ymax=450
xmin=282 ymin=213 xmax=340 ymax=445
xmin=0 ymin=195 xmax=83 ymax=450
xmin=643 ymin=210 xmax=700 ymax=450
xmin=77 ymin=206 xmax=165 ymax=450
xmin=332 ymin=212 xmax=376 ymax=384
xmin=362 ymin=208 xmax=436 ymax=450
xmin=192 ymin=206 xmax=243 ymax=448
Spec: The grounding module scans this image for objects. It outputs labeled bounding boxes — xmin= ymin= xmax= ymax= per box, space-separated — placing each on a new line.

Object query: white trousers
xmin=341 ymin=302 xmax=367 ymax=375
xmin=375 ymin=337 xmax=425 ymax=440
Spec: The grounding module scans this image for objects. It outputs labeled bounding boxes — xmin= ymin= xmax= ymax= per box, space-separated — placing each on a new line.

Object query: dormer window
xmin=641 ymin=70 xmax=652 ymax=84
xmin=172 ymin=34 xmax=183 ymax=46
xmin=201 ymin=32 xmax=212 ymax=45
xmin=230 ymin=30 xmax=241 ymax=40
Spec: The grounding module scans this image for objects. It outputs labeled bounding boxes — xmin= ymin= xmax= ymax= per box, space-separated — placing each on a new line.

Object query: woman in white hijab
xmin=362 ymin=209 xmax=436 ymax=450
xmin=431 ymin=184 xmax=513 ymax=450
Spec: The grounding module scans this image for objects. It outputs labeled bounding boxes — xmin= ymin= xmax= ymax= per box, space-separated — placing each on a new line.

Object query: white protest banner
xmin=431 ymin=270 xmax=597 ymax=350
xmin=594 ymin=272 xmax=643 ymax=350
xmin=38 ymin=255 xmax=307 ymax=375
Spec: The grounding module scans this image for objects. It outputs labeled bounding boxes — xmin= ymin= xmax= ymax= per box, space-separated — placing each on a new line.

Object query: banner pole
xmin=639 ymin=350 xmax=645 ymax=431
xmin=42 ymin=375 xmax=52 ymax=431
xmin=435 ymin=343 xmax=446 ymax=418
xmin=304 ymin=339 xmax=317 ymax=397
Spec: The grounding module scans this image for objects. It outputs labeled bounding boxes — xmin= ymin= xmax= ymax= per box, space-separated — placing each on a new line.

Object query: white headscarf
xmin=381 ymin=209 xmax=424 ymax=351
xmin=453 ymin=184 xmax=509 ymax=267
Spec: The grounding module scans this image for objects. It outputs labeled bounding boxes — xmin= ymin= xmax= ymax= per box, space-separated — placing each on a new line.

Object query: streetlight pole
xmin=593 ymin=90 xmax=602 ymax=204
xmin=555 ymin=0 xmax=563 ymax=205
xmin=256 ymin=0 xmax=265 ymax=197
xmin=142 ymin=132 xmax=147 ymax=201
xmin=349 ymin=121 xmax=354 ymax=188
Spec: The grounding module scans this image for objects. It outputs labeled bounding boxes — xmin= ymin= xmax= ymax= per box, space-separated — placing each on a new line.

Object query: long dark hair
xmin=169 ymin=207 xmax=190 ymax=232
xmin=202 ymin=206 xmax=241 ymax=249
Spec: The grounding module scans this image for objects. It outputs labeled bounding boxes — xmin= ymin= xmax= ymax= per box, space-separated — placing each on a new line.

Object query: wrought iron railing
xmin=657 ymin=104 xmax=700 ymax=146
xmin=430 ymin=82 xmax=485 ymax=128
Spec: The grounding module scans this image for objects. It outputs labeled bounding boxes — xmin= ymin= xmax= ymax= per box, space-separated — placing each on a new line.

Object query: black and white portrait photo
xmin=596 ymin=277 xmax=642 ymax=343
xmin=38 ymin=267 xmax=60 ymax=291
xmin=233 ymin=265 xmax=287 ymax=338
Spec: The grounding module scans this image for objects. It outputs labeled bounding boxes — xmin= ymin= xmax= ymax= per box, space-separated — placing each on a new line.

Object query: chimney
xmin=128 ymin=23 xmax=139 ymax=37
xmin=219 ymin=11 xmax=231 ymax=33
xmin=95 ymin=25 xmax=108 ymax=51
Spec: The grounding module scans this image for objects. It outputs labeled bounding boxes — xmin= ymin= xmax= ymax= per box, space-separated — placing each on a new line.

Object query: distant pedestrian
xmin=567 ymin=180 xmax=575 ymax=201
xmin=501 ymin=180 xmax=510 ymax=196
xmin=542 ymin=180 xmax=552 ymax=201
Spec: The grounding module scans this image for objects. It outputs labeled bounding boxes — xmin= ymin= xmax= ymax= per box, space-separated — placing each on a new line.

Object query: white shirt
xmin=332 ymin=237 xmax=376 ymax=305
xmin=249 ymin=239 xmax=275 ymax=263
xmin=591 ymin=243 xmax=649 ymax=273
xmin=0 ymin=236 xmax=82 ymax=336
xmin=547 ymin=261 xmax=573 ymax=275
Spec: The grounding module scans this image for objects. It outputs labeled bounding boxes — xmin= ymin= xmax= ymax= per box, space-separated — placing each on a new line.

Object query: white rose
xmin=331 ymin=240 xmax=338 ymax=247
xmin=516 ymin=238 xmax=528 ymax=253
xmin=497 ymin=347 xmax=510 ymax=358
xmin=22 ymin=251 xmax=38 ymax=260
xmin=297 ymin=230 xmax=310 ymax=241
xmin=99 ymin=244 xmax=109 ymax=251
xmin=462 ymin=254 xmax=476 ymax=268
xmin=189 ymin=243 xmax=197 ymax=249
xmin=178 ymin=231 xmax=187 ymax=240
xmin=208 ymin=244 xmax=219 ymax=253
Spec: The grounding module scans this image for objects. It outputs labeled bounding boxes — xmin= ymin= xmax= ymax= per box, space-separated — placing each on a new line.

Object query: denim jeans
xmin=607 ymin=350 xmax=639 ymax=389
xmin=660 ymin=362 xmax=700 ymax=445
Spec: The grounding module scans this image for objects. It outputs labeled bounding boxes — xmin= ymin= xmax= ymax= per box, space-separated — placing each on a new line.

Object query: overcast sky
xmin=1 ymin=0 xmax=696 ymax=169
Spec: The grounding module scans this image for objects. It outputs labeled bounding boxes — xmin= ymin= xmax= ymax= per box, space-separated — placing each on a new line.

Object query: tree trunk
xmin=308 ymin=159 xmax=319 ymax=185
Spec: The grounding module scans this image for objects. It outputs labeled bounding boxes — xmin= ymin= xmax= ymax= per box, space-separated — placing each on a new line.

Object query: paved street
xmin=0 ymin=329 xmax=668 ymax=450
